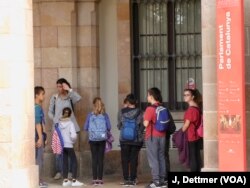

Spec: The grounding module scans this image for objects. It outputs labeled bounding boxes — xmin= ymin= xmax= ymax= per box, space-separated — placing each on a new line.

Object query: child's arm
xmin=48 ymin=95 xmax=56 ymax=121
xmin=83 ymin=113 xmax=91 ymax=131
xmin=36 ymin=124 xmax=43 ymax=148
xmin=117 ymin=110 xmax=123 ymax=130
xmin=68 ymin=89 xmax=82 ymax=104
xmin=105 ymin=114 xmax=111 ymax=131
xmin=70 ymin=122 xmax=77 ymax=142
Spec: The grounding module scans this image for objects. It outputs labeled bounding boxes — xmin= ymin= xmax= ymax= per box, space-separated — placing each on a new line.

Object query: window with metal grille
xmin=131 ymin=0 xmax=201 ymax=111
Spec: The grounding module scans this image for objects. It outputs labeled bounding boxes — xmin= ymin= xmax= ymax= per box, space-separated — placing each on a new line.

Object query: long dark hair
xmin=184 ymin=88 xmax=203 ymax=109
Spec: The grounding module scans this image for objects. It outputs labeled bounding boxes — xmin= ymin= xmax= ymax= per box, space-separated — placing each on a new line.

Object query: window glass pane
xmin=136 ymin=1 xmax=169 ymax=104
xmin=195 ymin=0 xmax=201 ymax=33
xmin=175 ymin=2 xmax=181 ymax=34
xmin=195 ymin=34 xmax=201 ymax=54
xmin=181 ymin=1 xmax=188 ymax=33
xmin=187 ymin=0 xmax=195 ymax=33
xmin=175 ymin=0 xmax=202 ymax=105
xmin=188 ymin=35 xmax=195 ymax=54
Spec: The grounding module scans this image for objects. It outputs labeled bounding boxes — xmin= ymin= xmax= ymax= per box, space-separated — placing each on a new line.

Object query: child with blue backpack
xmin=117 ymin=94 xmax=144 ymax=186
xmin=84 ymin=97 xmax=111 ymax=185
xmin=143 ymin=87 xmax=170 ymax=188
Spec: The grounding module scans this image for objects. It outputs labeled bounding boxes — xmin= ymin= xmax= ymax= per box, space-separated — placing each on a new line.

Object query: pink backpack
xmin=196 ymin=114 xmax=203 ymax=137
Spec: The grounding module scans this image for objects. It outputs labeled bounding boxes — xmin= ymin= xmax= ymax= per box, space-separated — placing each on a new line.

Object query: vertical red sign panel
xmin=216 ymin=0 xmax=246 ymax=171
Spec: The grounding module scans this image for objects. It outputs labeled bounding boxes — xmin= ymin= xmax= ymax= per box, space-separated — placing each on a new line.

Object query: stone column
xmin=76 ymin=0 xmax=100 ymax=176
xmin=117 ymin=0 xmax=131 ymax=105
xmin=201 ymin=0 xmax=219 ymax=171
xmin=0 ymin=0 xmax=38 ymax=187
xmin=76 ymin=0 xmax=100 ymax=115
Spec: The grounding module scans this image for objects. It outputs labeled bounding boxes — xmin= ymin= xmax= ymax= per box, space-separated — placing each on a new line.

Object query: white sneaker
xmin=68 ymin=172 xmax=73 ymax=179
xmin=54 ymin=172 xmax=62 ymax=180
xmin=72 ymin=180 xmax=85 ymax=187
xmin=62 ymin=180 xmax=72 ymax=187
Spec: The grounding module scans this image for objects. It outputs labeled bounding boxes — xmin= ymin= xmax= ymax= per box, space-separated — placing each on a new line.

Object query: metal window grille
xmin=131 ymin=0 xmax=202 ymax=111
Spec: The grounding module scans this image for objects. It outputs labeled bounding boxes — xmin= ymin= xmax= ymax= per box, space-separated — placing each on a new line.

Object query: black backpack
xmin=167 ymin=111 xmax=176 ymax=135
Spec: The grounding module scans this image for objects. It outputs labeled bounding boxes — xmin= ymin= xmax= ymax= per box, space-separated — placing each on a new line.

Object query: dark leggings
xmin=120 ymin=144 xmax=141 ymax=181
xmin=63 ymin=148 xmax=77 ymax=179
xmin=89 ymin=141 xmax=106 ymax=180
xmin=188 ymin=139 xmax=202 ymax=172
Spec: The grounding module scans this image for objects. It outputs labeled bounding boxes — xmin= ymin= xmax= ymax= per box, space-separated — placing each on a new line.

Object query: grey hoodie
xmin=59 ymin=118 xmax=77 ymax=148
xmin=117 ymin=107 xmax=144 ymax=146
xmin=48 ymin=90 xmax=81 ymax=132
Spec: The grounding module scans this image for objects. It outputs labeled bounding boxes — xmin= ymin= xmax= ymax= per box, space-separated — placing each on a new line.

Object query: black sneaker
xmin=145 ymin=182 xmax=161 ymax=188
xmin=159 ymin=181 xmax=168 ymax=188
xmin=123 ymin=180 xmax=131 ymax=187
xmin=128 ymin=180 xmax=136 ymax=187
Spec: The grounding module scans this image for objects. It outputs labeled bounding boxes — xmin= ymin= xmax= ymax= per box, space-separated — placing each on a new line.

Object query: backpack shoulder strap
xmin=52 ymin=94 xmax=58 ymax=115
xmin=55 ymin=123 xmax=64 ymax=147
xmin=70 ymin=99 xmax=74 ymax=113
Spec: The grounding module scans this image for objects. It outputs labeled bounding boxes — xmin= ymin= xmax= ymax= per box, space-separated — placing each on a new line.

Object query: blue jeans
xmin=36 ymin=147 xmax=44 ymax=179
xmin=55 ymin=154 xmax=73 ymax=174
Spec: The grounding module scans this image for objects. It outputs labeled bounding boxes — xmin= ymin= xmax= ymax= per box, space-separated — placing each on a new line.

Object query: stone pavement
xmin=43 ymin=175 xmax=151 ymax=188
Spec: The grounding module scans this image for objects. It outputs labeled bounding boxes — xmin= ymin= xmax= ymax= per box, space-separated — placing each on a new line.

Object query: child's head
xmin=62 ymin=107 xmax=72 ymax=118
xmin=123 ymin=97 xmax=128 ymax=108
xmin=93 ymin=97 xmax=105 ymax=115
xmin=147 ymin=87 xmax=162 ymax=104
xmin=34 ymin=86 xmax=45 ymax=102
xmin=124 ymin=94 xmax=137 ymax=106
xmin=183 ymin=88 xmax=202 ymax=107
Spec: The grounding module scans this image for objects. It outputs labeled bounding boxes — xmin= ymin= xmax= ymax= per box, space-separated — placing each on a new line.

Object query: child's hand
xmin=36 ymin=138 xmax=43 ymax=148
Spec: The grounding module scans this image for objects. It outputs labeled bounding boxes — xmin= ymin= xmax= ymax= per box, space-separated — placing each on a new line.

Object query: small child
xmin=84 ymin=97 xmax=111 ymax=186
xmin=34 ymin=86 xmax=47 ymax=188
xmin=59 ymin=107 xmax=84 ymax=187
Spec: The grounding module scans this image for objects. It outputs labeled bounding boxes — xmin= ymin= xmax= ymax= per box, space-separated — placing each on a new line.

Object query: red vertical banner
xmin=216 ymin=0 xmax=246 ymax=171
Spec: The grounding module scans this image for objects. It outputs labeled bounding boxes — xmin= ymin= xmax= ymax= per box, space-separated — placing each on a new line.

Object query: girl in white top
xmin=59 ymin=107 xmax=85 ymax=187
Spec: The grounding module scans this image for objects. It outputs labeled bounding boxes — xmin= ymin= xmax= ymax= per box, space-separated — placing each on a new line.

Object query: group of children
xmin=35 ymin=78 xmax=203 ymax=188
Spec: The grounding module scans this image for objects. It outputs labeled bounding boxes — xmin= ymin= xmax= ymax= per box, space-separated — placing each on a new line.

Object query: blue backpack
xmin=121 ymin=118 xmax=137 ymax=141
xmin=153 ymin=105 xmax=170 ymax=132
xmin=88 ymin=113 xmax=108 ymax=141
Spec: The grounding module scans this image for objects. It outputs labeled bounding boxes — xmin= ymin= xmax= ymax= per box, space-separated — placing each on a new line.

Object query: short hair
xmin=62 ymin=107 xmax=72 ymax=117
xmin=124 ymin=93 xmax=137 ymax=105
xmin=147 ymin=87 xmax=162 ymax=103
xmin=56 ymin=78 xmax=71 ymax=88
xmin=34 ymin=86 xmax=45 ymax=98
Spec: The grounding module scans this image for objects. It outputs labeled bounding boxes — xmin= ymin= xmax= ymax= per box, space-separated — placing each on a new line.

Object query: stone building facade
xmin=0 ymin=0 xmax=250 ymax=187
